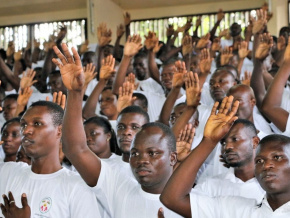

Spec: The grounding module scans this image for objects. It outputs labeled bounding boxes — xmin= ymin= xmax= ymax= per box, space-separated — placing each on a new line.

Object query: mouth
xmin=135 ymin=168 xmax=151 ymax=176
xmin=261 ymin=173 xmax=277 ymax=182
xmin=224 ymin=152 xmax=238 ymax=160
xmin=21 ymin=137 xmax=34 ymax=146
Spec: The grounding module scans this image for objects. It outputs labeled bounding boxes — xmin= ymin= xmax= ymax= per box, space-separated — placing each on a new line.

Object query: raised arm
xmin=210 ymin=9 xmax=224 ymax=41
xmin=158 ymin=61 xmax=185 ymax=125
xmin=0 ymin=56 xmax=20 ymax=90
xmin=52 ymin=43 xmax=101 ymax=187
xmin=82 ymin=56 xmax=115 ymax=119
xmin=172 ymin=71 xmax=200 ymax=138
xmin=112 ymin=35 xmax=142 ymax=95
xmin=261 ymin=37 xmax=290 ymax=131
xmin=160 ymin=96 xmax=239 ymax=217
xmin=250 ymin=33 xmax=273 ymax=109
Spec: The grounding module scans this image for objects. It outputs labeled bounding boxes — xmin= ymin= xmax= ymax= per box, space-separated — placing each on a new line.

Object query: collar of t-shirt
xmin=258 ymin=196 xmax=290 ymax=214
xmin=224 ymin=167 xmax=256 ymax=184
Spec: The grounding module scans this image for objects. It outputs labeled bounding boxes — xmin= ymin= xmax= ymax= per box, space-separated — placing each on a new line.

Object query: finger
xmin=0 ymin=203 xmax=7 ymax=216
xmin=118 ymin=86 xmax=123 ymax=97
xmin=210 ymin=101 xmax=219 ymax=115
xmin=31 ymin=70 xmax=36 ymax=79
xmin=72 ymin=47 xmax=82 ymax=66
xmin=8 ymin=192 xmax=15 ymax=208
xmin=46 ymin=96 xmax=50 ymax=101
xmin=158 ymin=207 xmax=165 ymax=218
xmin=61 ymin=94 xmax=66 ymax=110
xmin=228 ymin=100 xmax=240 ymax=118
xmin=52 ymin=92 xmax=57 ymax=103
xmin=52 ymin=58 xmax=63 ymax=69
xmin=56 ymin=91 xmax=63 ymax=105
xmin=21 ymin=193 xmax=29 ymax=208
xmin=222 ymin=95 xmax=234 ymax=115
xmin=2 ymin=194 xmax=9 ymax=211
xmin=53 ymin=45 xmax=68 ymax=65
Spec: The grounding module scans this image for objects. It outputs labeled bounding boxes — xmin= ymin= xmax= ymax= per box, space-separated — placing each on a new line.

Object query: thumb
xmin=21 ymin=193 xmax=29 ymax=207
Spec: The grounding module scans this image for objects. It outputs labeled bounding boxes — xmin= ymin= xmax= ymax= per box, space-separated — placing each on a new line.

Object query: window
xmin=0 ymin=19 xmax=87 ymax=51
xmin=130 ymin=9 xmax=258 ymax=46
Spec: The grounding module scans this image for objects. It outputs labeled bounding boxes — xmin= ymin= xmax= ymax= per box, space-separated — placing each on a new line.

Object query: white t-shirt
xmin=0 ymin=162 xmax=100 ymax=218
xmin=190 ymin=193 xmax=290 ymax=218
xmin=193 ymin=168 xmax=265 ymax=202
xmin=0 ymin=145 xmax=4 ymax=160
xmin=137 ymin=77 xmax=164 ymax=95
xmin=93 ymin=160 xmax=182 ymax=218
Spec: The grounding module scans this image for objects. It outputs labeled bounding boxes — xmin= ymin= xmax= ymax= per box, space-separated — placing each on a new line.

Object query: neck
xmin=247 ymin=114 xmax=254 ymax=123
xmin=97 ymin=149 xmax=112 ymax=159
xmin=4 ymin=154 xmax=16 ymax=162
xmin=122 ymin=152 xmax=130 ymax=163
xmin=31 ymin=153 xmax=62 ymax=174
xmin=234 ymin=161 xmax=255 ymax=182
xmin=267 ymin=191 xmax=290 ymax=211
xmin=108 ymin=113 xmax=118 ymax=121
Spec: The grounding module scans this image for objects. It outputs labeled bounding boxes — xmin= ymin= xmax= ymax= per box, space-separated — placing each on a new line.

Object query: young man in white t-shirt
xmin=161 ymin=96 xmax=290 ymax=218
xmin=0 ymin=101 xmax=100 ymax=218
xmin=53 ymin=43 xmax=182 ymax=218
xmin=193 ymin=119 xmax=265 ymax=201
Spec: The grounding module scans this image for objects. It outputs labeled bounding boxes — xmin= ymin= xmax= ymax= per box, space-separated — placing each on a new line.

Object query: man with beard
xmin=192 ymin=119 xmax=265 ymax=202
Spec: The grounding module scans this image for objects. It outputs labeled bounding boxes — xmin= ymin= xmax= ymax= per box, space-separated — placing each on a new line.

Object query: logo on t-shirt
xmin=39 ymin=197 xmax=52 ymax=213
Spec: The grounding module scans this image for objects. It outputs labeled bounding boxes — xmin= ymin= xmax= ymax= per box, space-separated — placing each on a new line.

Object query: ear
xmin=106 ymin=132 xmax=112 ymax=142
xmin=170 ymin=151 xmax=178 ymax=166
xmin=252 ymin=136 xmax=260 ymax=149
xmin=56 ymin=125 xmax=62 ymax=139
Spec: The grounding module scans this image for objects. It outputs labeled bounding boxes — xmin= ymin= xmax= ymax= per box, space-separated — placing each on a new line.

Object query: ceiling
xmin=111 ymin=0 xmax=237 ymax=9
xmin=0 ymin=0 xmax=86 ymax=16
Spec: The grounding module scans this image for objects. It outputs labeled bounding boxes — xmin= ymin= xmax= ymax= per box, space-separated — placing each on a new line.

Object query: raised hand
xmin=83 ymin=63 xmax=97 ymax=87
xmin=217 ymin=9 xmax=225 ymax=22
xmin=17 ymin=87 xmax=33 ymax=107
xmin=172 ymin=61 xmax=186 ymax=88
xmin=117 ymin=81 xmax=136 ymax=113
xmin=211 ymin=37 xmax=221 ymax=52
xmin=124 ymin=12 xmax=131 ymax=26
xmin=56 ymin=24 xmax=67 ymax=43
xmin=182 ymin=35 xmax=194 ymax=56
xmin=166 ymin=25 xmax=175 ymax=38
xmin=79 ymin=40 xmax=89 ymax=55
xmin=204 ymin=96 xmax=239 ymax=142
xmin=199 ymin=48 xmax=212 ymax=74
xmin=185 ymin=71 xmax=201 ymax=108
xmin=123 ymin=35 xmax=143 ymax=58
xmin=277 ymin=35 xmax=286 ymax=51
xmin=99 ymin=55 xmax=115 ymax=81
xmin=284 ymin=37 xmax=290 ymax=62
xmin=20 ymin=69 xmax=37 ymax=90
xmin=144 ymin=31 xmax=159 ymax=50
xmin=13 ymin=51 xmax=22 ymax=62
xmin=6 ymin=41 xmax=15 ymax=57
xmin=117 ymin=24 xmax=125 ymax=38
xmin=220 ymin=46 xmax=233 ymax=66
xmin=126 ymin=73 xmax=139 ymax=90
xmin=238 ymin=41 xmax=251 ymax=59
xmin=196 ymin=33 xmax=210 ymax=50
xmin=52 ymin=43 xmax=85 ymax=92
xmin=97 ymin=23 xmax=112 ymax=47
xmin=251 ymin=9 xmax=267 ymax=35
xmin=218 ymin=29 xmax=229 ymax=38
xmin=47 ymin=91 xmax=66 ymax=110
xmin=176 ymin=124 xmax=195 ymax=162
xmin=255 ymin=33 xmax=273 ymax=61
xmin=241 ymin=71 xmax=252 ymax=86
xmin=0 ymin=192 xmax=30 ymax=218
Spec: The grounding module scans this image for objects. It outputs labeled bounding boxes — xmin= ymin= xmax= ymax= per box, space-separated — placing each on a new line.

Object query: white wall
xmin=267 ymin=0 xmax=288 ymax=36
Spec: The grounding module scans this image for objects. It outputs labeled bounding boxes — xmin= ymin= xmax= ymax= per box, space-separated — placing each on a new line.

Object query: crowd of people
xmin=0 ymin=2 xmax=289 ymax=217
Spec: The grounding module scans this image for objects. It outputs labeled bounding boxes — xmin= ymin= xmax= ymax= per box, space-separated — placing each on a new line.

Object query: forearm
xmin=112 ymin=55 xmax=131 ymax=94
xmin=193 ymin=26 xmax=200 ymax=37
xmin=82 ymin=79 xmax=106 ymax=119
xmin=31 ymin=47 xmax=41 ymax=63
xmin=0 ymin=57 xmax=20 ymax=90
xmin=160 ymin=46 xmax=182 ymax=63
xmin=160 ymin=137 xmax=218 ymax=217
xmin=113 ymin=37 xmax=123 ymax=61
xmin=125 ymin=25 xmax=130 ymax=40
xmin=210 ymin=21 xmax=221 ymax=41
xmin=237 ymin=58 xmax=245 ymax=80
xmin=63 ymin=90 xmax=101 ymax=186
xmin=24 ymin=49 xmax=32 ymax=68
xmin=159 ymin=87 xmax=180 ymax=125
xmin=148 ymin=51 xmax=161 ymax=84
xmin=41 ymin=49 xmax=55 ymax=83
xmin=172 ymin=106 xmax=197 ymax=138
xmin=250 ymin=59 xmax=266 ymax=109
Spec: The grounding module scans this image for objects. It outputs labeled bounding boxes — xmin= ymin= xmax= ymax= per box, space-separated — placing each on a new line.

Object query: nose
xmin=123 ymin=127 xmax=133 ymax=136
xmin=136 ymin=153 xmax=149 ymax=164
xmin=263 ymin=159 xmax=274 ymax=170
xmin=22 ymin=125 xmax=33 ymax=136
xmin=213 ymin=82 xmax=220 ymax=88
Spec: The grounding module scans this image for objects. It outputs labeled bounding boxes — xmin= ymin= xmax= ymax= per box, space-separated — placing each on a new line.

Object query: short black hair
xmin=132 ymin=93 xmax=148 ymax=109
xmin=118 ymin=105 xmax=150 ymax=123
xmin=84 ymin=116 xmax=122 ymax=155
xmin=259 ymin=134 xmax=290 ymax=147
xmin=3 ymin=94 xmax=18 ymax=102
xmin=29 ymin=101 xmax=64 ymax=126
xmin=213 ymin=67 xmax=236 ymax=81
xmin=50 ymin=70 xmax=61 ymax=76
xmin=138 ymin=122 xmax=176 ymax=152
xmin=1 ymin=117 xmax=21 ymax=133
xmin=232 ymin=119 xmax=257 ymax=137
xmin=134 ymin=51 xmax=147 ymax=60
